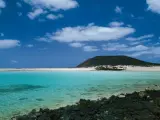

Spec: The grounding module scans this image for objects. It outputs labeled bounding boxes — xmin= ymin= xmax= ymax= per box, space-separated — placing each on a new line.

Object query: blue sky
xmin=0 ymin=0 xmax=160 ymax=68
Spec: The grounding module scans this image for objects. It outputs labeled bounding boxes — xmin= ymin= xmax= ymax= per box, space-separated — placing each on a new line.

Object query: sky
xmin=0 ymin=0 xmax=160 ymax=68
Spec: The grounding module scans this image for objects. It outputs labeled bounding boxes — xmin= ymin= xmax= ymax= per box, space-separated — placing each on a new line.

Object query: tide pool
xmin=0 ymin=71 xmax=160 ymax=120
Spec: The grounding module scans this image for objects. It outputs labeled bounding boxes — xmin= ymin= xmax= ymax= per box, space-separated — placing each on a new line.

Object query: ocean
xmin=0 ymin=71 xmax=160 ymax=119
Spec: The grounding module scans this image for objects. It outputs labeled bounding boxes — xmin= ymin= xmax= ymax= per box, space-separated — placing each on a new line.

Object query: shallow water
xmin=0 ymin=71 xmax=160 ymax=119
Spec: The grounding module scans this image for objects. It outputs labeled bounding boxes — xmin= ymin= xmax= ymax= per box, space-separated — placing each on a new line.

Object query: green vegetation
xmin=77 ymin=56 xmax=160 ymax=67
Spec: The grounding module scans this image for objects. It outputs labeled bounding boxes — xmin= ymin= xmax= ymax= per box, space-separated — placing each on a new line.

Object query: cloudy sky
xmin=0 ymin=0 xmax=160 ymax=68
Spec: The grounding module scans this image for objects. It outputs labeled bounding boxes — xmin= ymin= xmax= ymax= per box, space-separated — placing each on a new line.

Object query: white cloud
xmin=23 ymin=0 xmax=78 ymax=11
xmin=101 ymin=42 xmax=160 ymax=57
xmin=115 ymin=6 xmax=122 ymax=14
xmin=102 ymin=43 xmax=128 ymax=51
xmin=40 ymin=23 xmax=135 ymax=43
xmin=46 ymin=14 xmax=63 ymax=20
xmin=26 ymin=44 xmax=34 ymax=48
xmin=129 ymin=41 xmax=140 ymax=45
xmin=102 ymin=43 xmax=149 ymax=53
xmin=69 ymin=42 xmax=84 ymax=48
xmin=109 ymin=21 xmax=124 ymax=27
xmin=83 ymin=46 xmax=99 ymax=52
xmin=130 ymin=51 xmax=152 ymax=57
xmin=129 ymin=39 xmax=151 ymax=45
xmin=152 ymin=47 xmax=160 ymax=53
xmin=11 ymin=60 xmax=18 ymax=64
xmin=16 ymin=2 xmax=22 ymax=7
xmin=126 ymin=34 xmax=154 ymax=41
xmin=23 ymin=0 xmax=78 ymax=20
xmin=146 ymin=0 xmax=160 ymax=14
xmin=36 ymin=36 xmax=51 ymax=42
xmin=127 ymin=45 xmax=149 ymax=52
xmin=0 ymin=40 xmax=20 ymax=49
xmin=0 ymin=33 xmax=4 ymax=37
xmin=0 ymin=0 xmax=5 ymax=8
xmin=28 ymin=8 xmax=47 ymax=19
xmin=129 ymin=46 xmax=160 ymax=57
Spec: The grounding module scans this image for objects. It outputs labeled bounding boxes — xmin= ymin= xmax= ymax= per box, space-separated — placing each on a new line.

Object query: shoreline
xmin=0 ymin=68 xmax=95 ymax=72
xmin=13 ymin=88 xmax=160 ymax=120
xmin=10 ymin=84 xmax=160 ymax=120
xmin=4 ymin=84 xmax=160 ymax=120
xmin=1 ymin=66 xmax=160 ymax=72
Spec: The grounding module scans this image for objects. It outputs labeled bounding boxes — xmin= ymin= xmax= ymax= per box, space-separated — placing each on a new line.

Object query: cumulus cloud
xmin=146 ymin=0 xmax=160 ymax=14
xmin=0 ymin=0 xmax=5 ymax=8
xmin=69 ymin=42 xmax=84 ymax=48
xmin=0 ymin=40 xmax=20 ymax=49
xmin=23 ymin=0 xmax=78 ymax=20
xmin=46 ymin=14 xmax=63 ymax=20
xmin=38 ymin=23 xmax=135 ymax=43
xmin=28 ymin=8 xmax=47 ymax=19
xmin=23 ymin=0 xmax=78 ymax=11
xmin=83 ymin=46 xmax=99 ymax=52
xmin=115 ymin=6 xmax=122 ymax=14
xmin=126 ymin=34 xmax=154 ymax=41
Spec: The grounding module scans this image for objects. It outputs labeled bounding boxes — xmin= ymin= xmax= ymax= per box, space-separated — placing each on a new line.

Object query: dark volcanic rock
xmin=12 ymin=90 xmax=160 ymax=120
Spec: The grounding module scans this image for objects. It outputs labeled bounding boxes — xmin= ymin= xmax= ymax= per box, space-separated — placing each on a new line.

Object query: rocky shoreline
xmin=12 ymin=89 xmax=160 ymax=120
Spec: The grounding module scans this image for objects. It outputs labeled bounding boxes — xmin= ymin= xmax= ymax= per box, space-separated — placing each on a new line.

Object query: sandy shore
xmin=126 ymin=66 xmax=160 ymax=72
xmin=0 ymin=68 xmax=95 ymax=72
xmin=0 ymin=66 xmax=160 ymax=72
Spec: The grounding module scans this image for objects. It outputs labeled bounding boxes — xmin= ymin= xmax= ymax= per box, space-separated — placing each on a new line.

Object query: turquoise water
xmin=0 ymin=71 xmax=160 ymax=119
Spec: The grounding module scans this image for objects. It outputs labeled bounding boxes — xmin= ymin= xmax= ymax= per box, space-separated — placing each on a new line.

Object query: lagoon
xmin=0 ymin=71 xmax=160 ymax=119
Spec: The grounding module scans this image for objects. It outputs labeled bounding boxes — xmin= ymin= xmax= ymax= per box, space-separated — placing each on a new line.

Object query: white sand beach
xmin=0 ymin=68 xmax=95 ymax=72
xmin=125 ymin=66 xmax=160 ymax=72
xmin=0 ymin=66 xmax=160 ymax=72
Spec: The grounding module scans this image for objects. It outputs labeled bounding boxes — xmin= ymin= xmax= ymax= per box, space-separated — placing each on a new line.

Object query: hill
xmin=77 ymin=56 xmax=160 ymax=67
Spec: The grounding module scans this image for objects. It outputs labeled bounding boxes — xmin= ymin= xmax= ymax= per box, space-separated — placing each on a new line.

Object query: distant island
xmin=0 ymin=56 xmax=160 ymax=72
xmin=77 ymin=56 xmax=160 ymax=68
